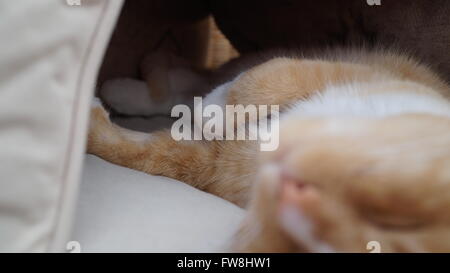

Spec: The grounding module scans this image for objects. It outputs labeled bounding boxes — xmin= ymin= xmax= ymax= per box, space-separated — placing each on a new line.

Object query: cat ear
xmin=277 ymin=179 xmax=335 ymax=253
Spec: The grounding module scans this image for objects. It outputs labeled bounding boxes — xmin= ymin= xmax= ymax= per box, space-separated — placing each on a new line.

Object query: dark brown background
xmin=98 ymin=0 xmax=450 ymax=85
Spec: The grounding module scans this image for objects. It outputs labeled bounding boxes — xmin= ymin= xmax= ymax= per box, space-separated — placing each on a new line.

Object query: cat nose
xmin=279 ymin=177 xmax=315 ymax=208
xmin=281 ymin=171 xmax=307 ymax=189
xmin=261 ymin=160 xmax=307 ymax=189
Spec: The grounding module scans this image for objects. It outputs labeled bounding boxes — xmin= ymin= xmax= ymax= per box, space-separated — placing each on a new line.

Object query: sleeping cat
xmin=88 ymin=48 xmax=450 ymax=252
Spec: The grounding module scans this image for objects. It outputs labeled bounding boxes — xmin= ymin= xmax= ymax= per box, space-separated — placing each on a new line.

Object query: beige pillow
xmin=0 ymin=0 xmax=123 ymax=252
xmin=73 ymin=155 xmax=244 ymax=252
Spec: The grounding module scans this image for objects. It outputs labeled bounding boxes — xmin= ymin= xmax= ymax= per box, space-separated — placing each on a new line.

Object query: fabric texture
xmin=0 ymin=0 xmax=123 ymax=252
xmin=211 ymin=0 xmax=450 ymax=83
xmin=72 ymin=155 xmax=244 ymax=252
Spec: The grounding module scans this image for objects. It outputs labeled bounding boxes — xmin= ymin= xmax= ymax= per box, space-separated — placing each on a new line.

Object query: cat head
xmin=233 ymin=114 xmax=450 ymax=252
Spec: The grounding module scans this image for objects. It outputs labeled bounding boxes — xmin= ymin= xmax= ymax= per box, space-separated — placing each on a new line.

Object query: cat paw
xmin=87 ymin=97 xmax=112 ymax=154
xmin=90 ymin=97 xmax=109 ymax=123
xmin=99 ymin=78 xmax=170 ymax=116
xmin=91 ymin=96 xmax=103 ymax=110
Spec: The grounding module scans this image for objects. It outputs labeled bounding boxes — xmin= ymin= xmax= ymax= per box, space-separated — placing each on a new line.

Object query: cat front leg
xmin=87 ymin=99 xmax=257 ymax=207
xmin=99 ymin=50 xmax=209 ymax=117
xmin=87 ymin=98 xmax=214 ymax=185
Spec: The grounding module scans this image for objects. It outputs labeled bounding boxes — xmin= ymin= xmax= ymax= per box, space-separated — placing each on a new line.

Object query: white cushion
xmin=72 ymin=155 xmax=244 ymax=252
xmin=0 ymin=0 xmax=123 ymax=252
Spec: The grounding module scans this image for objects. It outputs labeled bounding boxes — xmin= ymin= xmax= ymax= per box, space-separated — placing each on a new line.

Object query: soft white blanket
xmin=72 ymin=155 xmax=244 ymax=252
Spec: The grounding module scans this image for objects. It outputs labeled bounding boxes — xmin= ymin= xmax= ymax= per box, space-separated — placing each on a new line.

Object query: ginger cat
xmin=88 ymin=48 xmax=450 ymax=252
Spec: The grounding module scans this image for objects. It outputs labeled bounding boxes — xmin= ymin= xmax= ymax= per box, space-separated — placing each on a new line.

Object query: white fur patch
xmin=279 ymin=206 xmax=335 ymax=253
xmin=194 ymin=81 xmax=234 ymax=137
xmin=200 ymin=73 xmax=245 ymax=115
xmin=91 ymin=97 xmax=103 ymax=109
xmin=100 ymin=78 xmax=172 ymax=115
xmin=285 ymin=83 xmax=450 ymax=119
xmin=202 ymin=82 xmax=233 ymax=113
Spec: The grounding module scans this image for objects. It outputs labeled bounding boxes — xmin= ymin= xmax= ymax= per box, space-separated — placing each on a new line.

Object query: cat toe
xmin=99 ymin=78 xmax=163 ymax=116
xmin=91 ymin=96 xmax=103 ymax=109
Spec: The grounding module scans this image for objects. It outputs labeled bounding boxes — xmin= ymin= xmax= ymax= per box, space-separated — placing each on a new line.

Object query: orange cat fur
xmin=88 ymin=49 xmax=450 ymax=252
